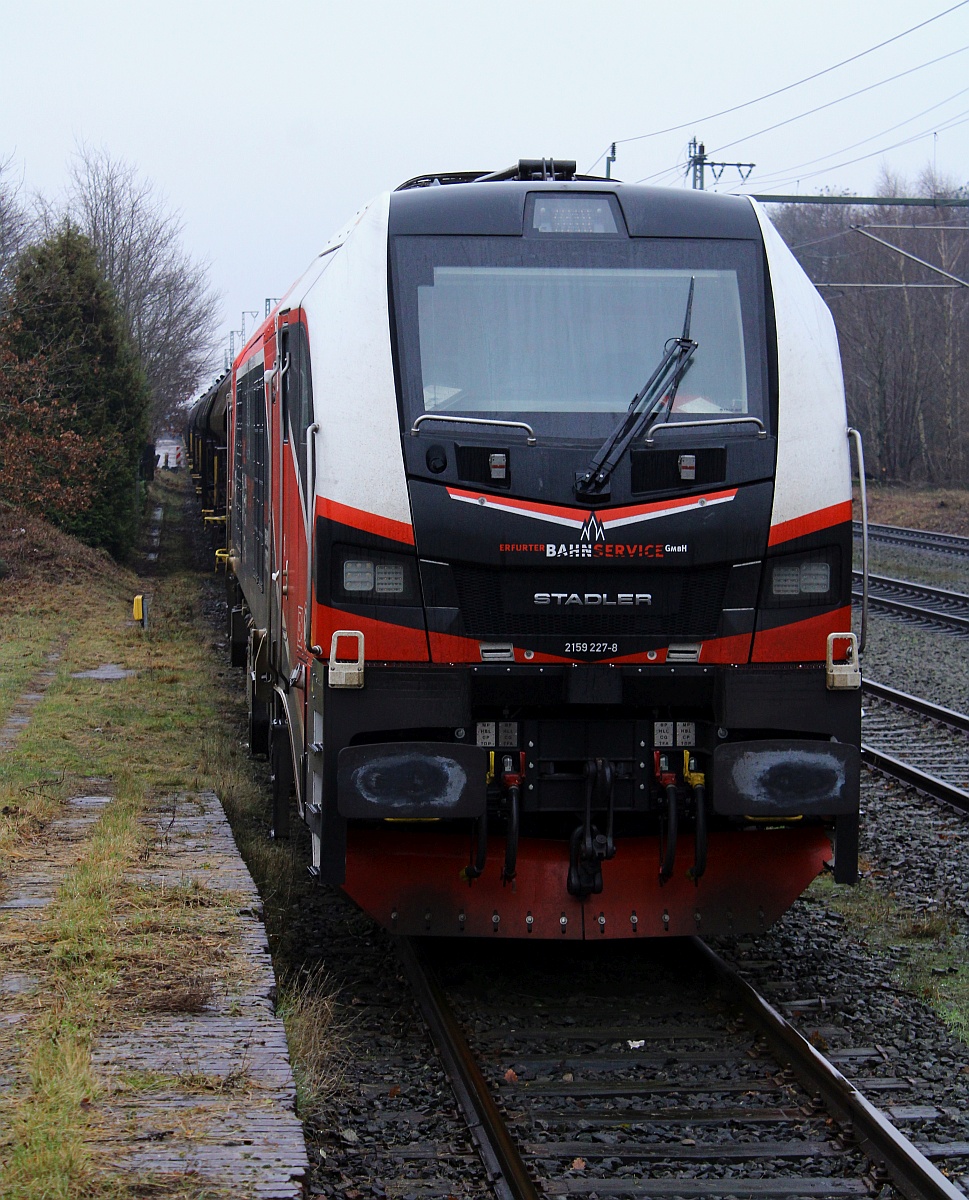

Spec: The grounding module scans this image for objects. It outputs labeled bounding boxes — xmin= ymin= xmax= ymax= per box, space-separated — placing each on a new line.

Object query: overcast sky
xmin=2 ymin=0 xmax=967 ymax=391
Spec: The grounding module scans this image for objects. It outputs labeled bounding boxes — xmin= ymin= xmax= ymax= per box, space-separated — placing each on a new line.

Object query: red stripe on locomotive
xmin=768 ymin=501 xmax=852 ymax=547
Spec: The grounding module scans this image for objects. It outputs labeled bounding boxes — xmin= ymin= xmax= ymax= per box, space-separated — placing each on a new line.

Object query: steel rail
xmin=854 ymin=571 xmax=969 ymax=610
xmin=692 ymin=938 xmax=967 ymax=1200
xmin=860 ymin=743 xmax=969 ymax=814
xmin=852 ymin=521 xmax=969 ymax=557
xmin=852 ymin=587 xmax=969 ymax=634
xmin=863 ymin=678 xmax=969 ymax=733
xmin=395 ymin=937 xmax=539 ymax=1200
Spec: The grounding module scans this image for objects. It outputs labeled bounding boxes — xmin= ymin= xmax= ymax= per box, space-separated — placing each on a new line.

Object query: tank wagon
xmin=189 ymin=159 xmax=863 ymax=940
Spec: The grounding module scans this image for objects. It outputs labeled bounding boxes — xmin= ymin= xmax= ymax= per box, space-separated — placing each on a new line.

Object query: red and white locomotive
xmin=189 ymin=159 xmax=863 ymax=940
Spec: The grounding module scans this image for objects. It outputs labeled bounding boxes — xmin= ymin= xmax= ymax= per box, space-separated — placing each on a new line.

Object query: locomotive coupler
xmin=567 ymin=758 xmax=616 ymax=898
xmin=500 ymin=753 xmax=525 ymax=884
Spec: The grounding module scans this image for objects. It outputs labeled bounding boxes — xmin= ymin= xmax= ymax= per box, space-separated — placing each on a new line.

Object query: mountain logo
xmin=580 ymin=513 xmax=606 ymax=543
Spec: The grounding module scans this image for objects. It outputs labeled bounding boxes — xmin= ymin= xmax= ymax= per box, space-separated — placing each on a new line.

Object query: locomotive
xmin=188 ymin=159 xmax=863 ymax=940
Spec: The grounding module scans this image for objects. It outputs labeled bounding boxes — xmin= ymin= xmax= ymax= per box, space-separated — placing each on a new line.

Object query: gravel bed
xmin=862 ymin=613 xmax=969 ymax=713
xmin=720 ymin=812 xmax=969 ymax=1190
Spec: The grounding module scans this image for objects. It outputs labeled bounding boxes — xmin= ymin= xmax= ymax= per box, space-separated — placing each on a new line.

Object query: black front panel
xmin=410 ymin=477 xmax=771 ymax=657
xmin=451 ymin=563 xmax=731 ymax=639
xmin=631 ymin=446 xmax=727 ymax=492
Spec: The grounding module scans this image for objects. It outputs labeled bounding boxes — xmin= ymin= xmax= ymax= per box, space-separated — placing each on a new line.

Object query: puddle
xmin=70 ymin=795 xmax=112 ymax=809
xmin=0 ymin=973 xmax=38 ymax=997
xmin=71 ymin=664 xmax=136 ymax=681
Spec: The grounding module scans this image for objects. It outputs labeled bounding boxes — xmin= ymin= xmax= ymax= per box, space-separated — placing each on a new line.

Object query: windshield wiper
xmin=575 ymin=277 xmax=698 ymax=498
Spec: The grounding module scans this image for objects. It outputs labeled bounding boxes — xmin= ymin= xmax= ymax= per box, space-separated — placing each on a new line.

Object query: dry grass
xmin=900 ymin=912 xmax=956 ymax=940
xmin=119 ymin=1180 xmax=234 ymax=1200
xmin=0 ymin=510 xmax=130 ymax=610
xmin=276 ymin=966 xmax=348 ymax=1116
xmin=0 ymin=779 xmax=144 ymax=1200
xmin=854 ymin=483 xmax=969 ymax=537
xmin=108 ymin=1067 xmax=254 ymax=1097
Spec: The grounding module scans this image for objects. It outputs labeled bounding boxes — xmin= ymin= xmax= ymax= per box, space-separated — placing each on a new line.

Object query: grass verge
xmin=1 ymin=775 xmax=143 ymax=1198
xmin=0 ymin=477 xmax=297 ymax=1199
xmin=810 ymin=871 xmax=969 ymax=1044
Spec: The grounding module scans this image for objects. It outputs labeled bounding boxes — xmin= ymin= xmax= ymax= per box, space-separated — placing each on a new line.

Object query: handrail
xmin=643 ymin=415 xmax=767 ymax=445
xmin=305 ymin=422 xmax=322 ymax=655
xmin=847 ymin=427 xmax=869 ymax=652
xmin=410 ymin=413 xmax=537 ymax=445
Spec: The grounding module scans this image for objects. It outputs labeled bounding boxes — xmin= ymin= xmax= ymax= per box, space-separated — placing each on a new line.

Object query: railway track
xmin=862 ymin=680 xmax=969 ymax=814
xmin=398 ymin=936 xmax=967 ymax=1200
xmin=852 ymin=572 xmax=969 ymax=635
xmin=853 ymin=522 xmax=969 ymax=558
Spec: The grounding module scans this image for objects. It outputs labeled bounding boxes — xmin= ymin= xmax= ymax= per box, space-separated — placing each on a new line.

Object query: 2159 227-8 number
xmin=565 ymin=642 xmax=619 ymax=655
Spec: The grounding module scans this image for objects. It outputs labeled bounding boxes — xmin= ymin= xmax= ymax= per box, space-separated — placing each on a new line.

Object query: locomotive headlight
xmin=342 ymin=560 xmax=405 ymax=594
xmin=374 ymin=563 xmax=405 ymax=593
xmin=332 ymin=545 xmax=418 ymax=604
xmin=764 ymin=548 xmax=839 ymax=606
xmin=771 ymin=561 xmax=830 ymax=596
xmin=344 ymin=560 xmax=375 ymax=591
xmin=798 ymin=561 xmax=831 ymax=593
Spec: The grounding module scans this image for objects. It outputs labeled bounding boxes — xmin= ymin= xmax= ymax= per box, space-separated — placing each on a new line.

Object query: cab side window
xmin=282 ymin=319 xmax=314 ymax=490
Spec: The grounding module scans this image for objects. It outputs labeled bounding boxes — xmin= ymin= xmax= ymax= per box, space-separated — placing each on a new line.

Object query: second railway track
xmin=399 ymin=936 xmax=967 ymax=1200
xmin=853 ymin=523 xmax=969 ymax=559
xmin=853 ymin=573 xmax=969 ymax=636
xmin=862 ymin=681 xmax=969 ymax=814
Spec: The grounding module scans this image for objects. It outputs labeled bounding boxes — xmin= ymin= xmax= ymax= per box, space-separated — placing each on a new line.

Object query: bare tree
xmin=771 ymin=167 xmax=969 ymax=484
xmin=44 ymin=145 xmax=222 ymax=431
xmin=0 ymin=155 xmax=28 ymax=295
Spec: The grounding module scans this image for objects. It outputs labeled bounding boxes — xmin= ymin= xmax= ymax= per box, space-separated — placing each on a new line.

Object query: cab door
xmin=277 ymin=313 xmax=315 ymax=758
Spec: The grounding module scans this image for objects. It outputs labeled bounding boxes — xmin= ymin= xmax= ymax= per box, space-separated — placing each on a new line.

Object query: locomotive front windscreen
xmin=392 ymin=235 xmax=767 ymax=442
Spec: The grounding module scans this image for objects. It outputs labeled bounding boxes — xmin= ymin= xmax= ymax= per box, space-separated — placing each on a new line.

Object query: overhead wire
xmin=745 ymin=107 xmax=969 ymax=192
xmin=586 ymin=0 xmax=969 ymax=171
xmin=708 ymin=45 xmax=969 ymax=158
xmin=736 ymin=84 xmax=969 ymax=189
